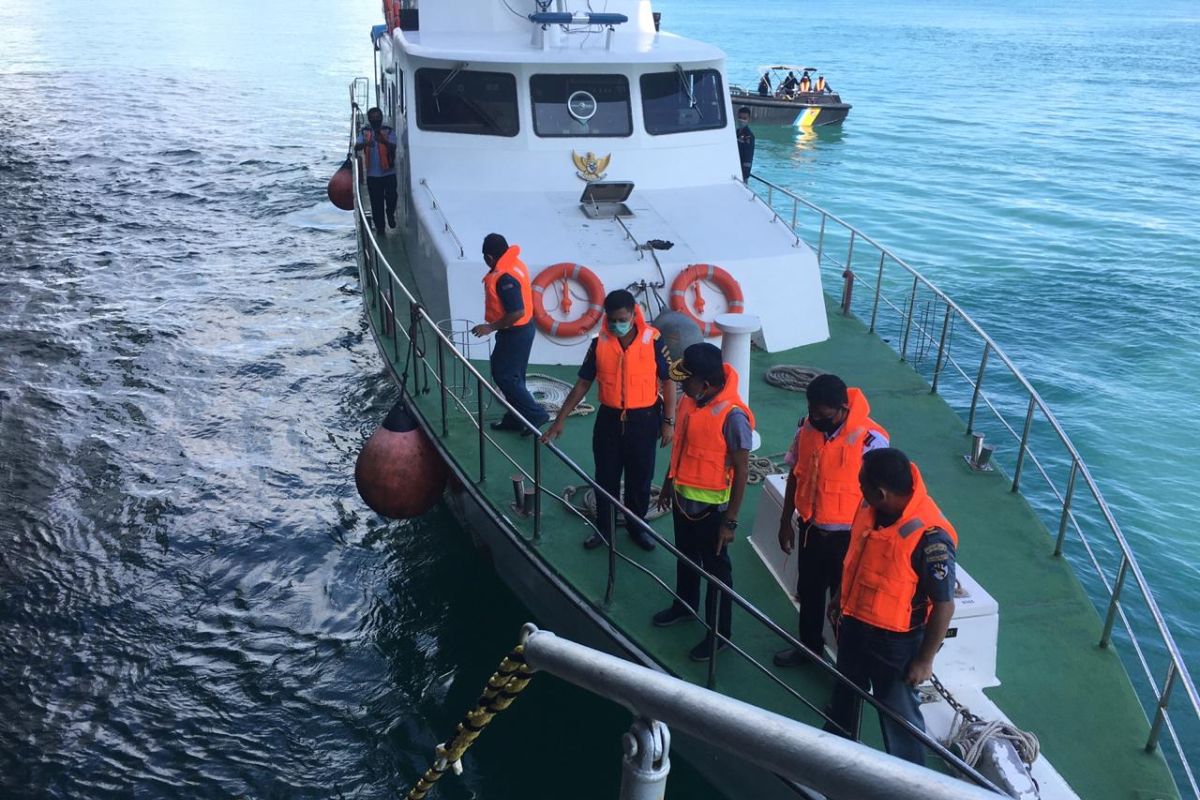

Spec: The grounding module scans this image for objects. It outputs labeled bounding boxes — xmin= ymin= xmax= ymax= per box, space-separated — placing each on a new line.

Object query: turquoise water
xmin=1 ymin=0 xmax=1196 ymax=796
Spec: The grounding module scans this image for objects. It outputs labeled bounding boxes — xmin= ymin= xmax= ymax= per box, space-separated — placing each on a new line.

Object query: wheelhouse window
xmin=531 ymin=74 xmax=632 ymax=137
xmin=640 ymin=68 xmax=726 ymax=135
xmin=415 ymin=68 xmax=519 ymax=137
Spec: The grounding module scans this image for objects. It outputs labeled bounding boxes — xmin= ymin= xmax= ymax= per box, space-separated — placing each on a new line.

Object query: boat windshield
xmin=415 ymin=68 xmax=519 ymax=137
xmin=640 ymin=68 xmax=726 ymax=135
xmin=530 ymin=74 xmax=632 ymax=138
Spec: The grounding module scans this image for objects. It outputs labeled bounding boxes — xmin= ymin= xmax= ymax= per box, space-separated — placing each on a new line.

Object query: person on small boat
xmin=736 ymin=107 xmax=755 ymax=182
xmin=798 ymin=72 xmax=812 ymax=93
xmin=815 ymin=75 xmax=829 ymax=93
xmin=471 ymin=234 xmax=550 ymax=435
xmin=824 ymin=447 xmax=959 ymax=765
xmin=541 ymin=290 xmax=676 ymax=552
xmin=652 ymin=344 xmax=753 ymax=662
xmin=354 ymin=107 xmax=397 ymax=237
xmin=772 ymin=375 xmax=888 ymax=669
xmin=778 ymin=71 xmax=798 ymax=98
xmin=757 ymin=73 xmax=772 ymax=96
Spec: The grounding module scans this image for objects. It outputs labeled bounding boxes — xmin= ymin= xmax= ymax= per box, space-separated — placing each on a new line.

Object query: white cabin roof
xmin=397 ymin=30 xmax=724 ymax=65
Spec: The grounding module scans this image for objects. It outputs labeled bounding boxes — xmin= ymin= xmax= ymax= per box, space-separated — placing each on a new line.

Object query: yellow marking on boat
xmin=797 ymin=107 xmax=821 ymax=128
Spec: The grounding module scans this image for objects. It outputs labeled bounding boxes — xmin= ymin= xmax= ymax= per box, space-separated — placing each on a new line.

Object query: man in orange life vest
xmin=825 ymin=447 xmax=958 ymax=765
xmin=542 ymin=290 xmax=675 ymax=552
xmin=470 ymin=234 xmax=550 ymax=434
xmin=353 ymin=107 xmax=397 ymax=237
xmin=774 ymin=374 xmax=889 ymax=668
xmin=653 ymin=343 xmax=753 ymax=662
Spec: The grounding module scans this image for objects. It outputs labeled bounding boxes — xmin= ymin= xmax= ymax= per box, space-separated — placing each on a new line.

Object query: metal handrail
xmin=343 ymin=91 xmax=1001 ymax=787
xmin=418 ymin=178 xmax=466 ymax=259
xmin=748 ymin=173 xmax=1199 ymax=794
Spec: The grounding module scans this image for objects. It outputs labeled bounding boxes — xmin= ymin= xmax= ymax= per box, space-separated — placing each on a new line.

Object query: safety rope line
xmin=405 ymin=644 xmax=535 ymax=800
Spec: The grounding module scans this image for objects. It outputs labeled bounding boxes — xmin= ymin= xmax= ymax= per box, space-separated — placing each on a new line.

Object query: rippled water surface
xmin=2 ymin=0 xmax=1197 ymax=796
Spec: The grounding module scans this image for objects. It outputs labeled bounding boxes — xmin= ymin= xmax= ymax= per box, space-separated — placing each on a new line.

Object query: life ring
xmin=669 ymin=263 xmax=745 ymax=336
xmin=531 ymin=262 xmax=605 ymax=337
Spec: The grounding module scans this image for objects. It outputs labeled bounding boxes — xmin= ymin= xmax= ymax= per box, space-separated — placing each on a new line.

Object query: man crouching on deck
xmin=825 ymin=447 xmax=958 ymax=764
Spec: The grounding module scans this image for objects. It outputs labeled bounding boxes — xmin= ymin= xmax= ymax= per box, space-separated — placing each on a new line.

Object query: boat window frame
xmin=414 ymin=67 xmax=521 ymax=138
xmin=529 ymin=73 xmax=633 ymax=139
xmin=639 ymin=67 xmax=728 ymax=136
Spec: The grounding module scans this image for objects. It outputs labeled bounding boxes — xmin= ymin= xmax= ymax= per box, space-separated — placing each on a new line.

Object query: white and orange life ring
xmin=669 ymin=263 xmax=745 ymax=336
xmin=531 ymin=262 xmax=605 ymax=338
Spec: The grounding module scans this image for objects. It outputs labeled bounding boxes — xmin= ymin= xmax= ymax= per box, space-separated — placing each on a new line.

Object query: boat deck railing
xmin=343 ymin=83 xmax=1006 ymax=794
xmin=749 ymin=173 xmax=1200 ymax=796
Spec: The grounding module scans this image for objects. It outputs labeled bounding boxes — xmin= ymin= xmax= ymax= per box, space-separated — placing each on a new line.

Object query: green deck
xmin=365 ymin=225 xmax=1178 ymax=799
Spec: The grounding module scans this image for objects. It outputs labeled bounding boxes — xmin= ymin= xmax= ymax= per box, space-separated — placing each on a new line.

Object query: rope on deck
xmin=764 ymin=364 xmax=824 ymax=392
xmin=528 ymin=373 xmax=595 ymax=416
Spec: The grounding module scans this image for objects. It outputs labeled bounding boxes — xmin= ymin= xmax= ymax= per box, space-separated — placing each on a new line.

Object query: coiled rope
xmin=562 ymin=484 xmax=670 ymax=522
xmin=764 ymin=365 xmax=824 ymax=393
xmin=931 ymin=673 xmax=1040 ymax=768
xmin=748 ymin=453 xmax=789 ymax=485
xmin=527 ymin=373 xmax=594 ymax=417
xmin=405 ymin=644 xmax=535 ymax=800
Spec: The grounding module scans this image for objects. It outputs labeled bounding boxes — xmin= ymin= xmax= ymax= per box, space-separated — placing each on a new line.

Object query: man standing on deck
xmin=354 ymin=107 xmax=397 ymax=237
xmin=541 ymin=290 xmax=675 ymax=552
xmin=774 ymin=374 xmax=889 ymax=668
xmin=471 ymin=234 xmax=550 ymax=435
xmin=736 ymin=107 xmax=755 ymax=182
xmin=824 ymin=447 xmax=958 ymax=765
xmin=651 ymin=344 xmax=753 ymax=662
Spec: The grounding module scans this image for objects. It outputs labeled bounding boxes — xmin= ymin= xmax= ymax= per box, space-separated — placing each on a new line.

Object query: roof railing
xmin=748 ymin=173 xmax=1199 ymax=797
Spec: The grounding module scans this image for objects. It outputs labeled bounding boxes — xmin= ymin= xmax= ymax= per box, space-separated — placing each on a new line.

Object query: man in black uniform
xmin=736 ymin=107 xmax=755 ymax=182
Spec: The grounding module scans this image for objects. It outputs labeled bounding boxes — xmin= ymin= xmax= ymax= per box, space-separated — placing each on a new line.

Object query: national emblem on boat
xmin=572 ymin=150 xmax=610 ymax=182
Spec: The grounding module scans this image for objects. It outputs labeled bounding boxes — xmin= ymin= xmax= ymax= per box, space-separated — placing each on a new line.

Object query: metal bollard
xmin=619 ymin=718 xmax=671 ymax=800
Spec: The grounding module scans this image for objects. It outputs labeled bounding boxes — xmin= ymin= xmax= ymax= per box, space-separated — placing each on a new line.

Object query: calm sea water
xmin=1 ymin=0 xmax=1196 ymax=796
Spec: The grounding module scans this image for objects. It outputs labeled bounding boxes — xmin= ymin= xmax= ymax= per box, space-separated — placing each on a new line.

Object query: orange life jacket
xmin=595 ymin=304 xmax=661 ymax=411
xmin=798 ymin=78 xmax=812 ymax=92
xmin=668 ymin=364 xmax=756 ymax=492
xmin=483 ymin=246 xmax=534 ymax=326
xmin=792 ymin=388 xmax=888 ymax=527
xmin=840 ymin=463 xmax=959 ymax=632
xmin=361 ymin=127 xmax=393 ymax=172
xmin=815 ymin=77 xmax=827 ymax=92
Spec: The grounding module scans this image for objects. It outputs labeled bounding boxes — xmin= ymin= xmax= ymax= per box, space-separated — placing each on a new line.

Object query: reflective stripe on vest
xmin=363 ymin=128 xmax=392 ymax=172
xmin=791 ymin=388 xmax=887 ymax=527
xmin=483 ymin=246 xmax=534 ymax=326
xmin=668 ymin=364 xmax=755 ymax=492
xmin=840 ymin=462 xmax=959 ymax=632
xmin=596 ymin=305 xmax=660 ymax=411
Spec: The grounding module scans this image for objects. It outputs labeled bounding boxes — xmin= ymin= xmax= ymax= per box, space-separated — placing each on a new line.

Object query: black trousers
xmin=593 ymin=405 xmax=660 ymax=539
xmin=670 ymin=503 xmax=733 ymax=638
xmin=366 ymin=175 xmax=397 ymax=234
xmin=489 ymin=323 xmax=547 ymax=427
xmin=795 ymin=524 xmax=851 ymax=651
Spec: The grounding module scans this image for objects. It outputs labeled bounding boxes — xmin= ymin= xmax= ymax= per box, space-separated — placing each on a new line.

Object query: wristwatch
xmin=721 ymin=517 xmax=739 ymax=530
xmin=662 ymin=416 xmax=674 ymax=425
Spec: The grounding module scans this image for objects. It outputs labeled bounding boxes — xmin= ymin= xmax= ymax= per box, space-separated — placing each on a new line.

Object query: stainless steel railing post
xmin=1100 ymin=556 xmax=1129 ymax=648
xmin=931 ymin=304 xmax=953 ymax=394
xmin=605 ymin=503 xmax=617 ymax=606
xmin=965 ymin=344 xmax=990 ymax=435
xmin=476 ymin=373 xmax=486 ymax=482
xmin=1054 ymin=460 xmax=1078 ymax=556
xmin=1146 ymin=661 xmax=1178 ymax=752
xmin=437 ymin=336 xmax=448 ymax=437
xmin=816 ymin=214 xmax=827 ymax=265
xmin=868 ymin=249 xmax=885 ymax=334
xmin=706 ymin=596 xmax=721 ymax=690
xmin=533 ymin=436 xmax=543 ymax=543
xmin=900 ymin=274 xmax=919 ymax=361
xmin=1012 ymin=396 xmax=1037 ymax=492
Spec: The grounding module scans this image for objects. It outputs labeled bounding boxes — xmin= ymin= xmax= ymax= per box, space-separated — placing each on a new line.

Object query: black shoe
xmin=652 ymin=606 xmax=692 ymax=627
xmin=519 ymin=417 xmax=551 ymax=437
xmin=689 ymin=637 xmax=730 ymax=662
xmin=386 ymin=213 xmax=396 ymax=228
xmin=630 ymin=530 xmax=656 ymax=551
xmin=375 ymin=227 xmax=387 ymax=237
xmin=490 ymin=419 xmax=523 ymax=432
xmin=582 ymin=533 xmax=608 ymax=550
xmin=773 ymin=647 xmax=809 ymax=668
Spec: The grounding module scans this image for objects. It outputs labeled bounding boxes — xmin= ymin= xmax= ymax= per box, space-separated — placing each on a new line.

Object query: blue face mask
xmin=610 ymin=319 xmax=633 ymax=336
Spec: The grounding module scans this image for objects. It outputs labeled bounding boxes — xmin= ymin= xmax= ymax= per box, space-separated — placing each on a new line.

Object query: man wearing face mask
xmin=353 ymin=107 xmax=398 ymax=237
xmin=736 ymin=107 xmax=755 ymax=181
xmin=652 ymin=343 xmax=753 ymax=662
xmin=542 ymin=291 xmax=675 ymax=552
xmin=774 ymin=374 xmax=888 ymax=668
xmin=824 ymin=447 xmax=958 ymax=764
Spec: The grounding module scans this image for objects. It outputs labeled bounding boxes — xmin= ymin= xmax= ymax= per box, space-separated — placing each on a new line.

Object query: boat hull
xmin=731 ymin=93 xmax=851 ymax=127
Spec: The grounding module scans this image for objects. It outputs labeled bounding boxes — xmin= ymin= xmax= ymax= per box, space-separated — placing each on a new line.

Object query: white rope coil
xmin=764 ymin=365 xmax=824 ymax=392
xmin=527 ymin=373 xmax=594 ymax=416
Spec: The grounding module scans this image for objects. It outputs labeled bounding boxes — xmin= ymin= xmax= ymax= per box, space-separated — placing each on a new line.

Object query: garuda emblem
xmin=572 ymin=150 xmax=611 ymax=182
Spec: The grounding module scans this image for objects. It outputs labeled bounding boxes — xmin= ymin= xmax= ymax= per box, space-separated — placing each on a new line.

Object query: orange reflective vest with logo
xmin=792 ymin=387 xmax=888 ymax=527
xmin=361 ymin=127 xmax=393 ymax=172
xmin=668 ymin=364 xmax=755 ymax=492
xmin=483 ymin=246 xmax=534 ymax=326
xmin=815 ymin=77 xmax=827 ymax=92
xmin=840 ymin=462 xmax=959 ymax=632
xmin=595 ymin=304 xmax=660 ymax=411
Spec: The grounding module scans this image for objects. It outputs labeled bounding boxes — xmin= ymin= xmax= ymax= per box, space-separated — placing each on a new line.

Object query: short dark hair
xmin=806 ymin=373 xmax=847 ymax=408
xmin=738 ymin=106 xmax=751 ymax=116
xmin=862 ymin=448 xmax=914 ymax=494
xmin=367 ymin=106 xmax=383 ymax=117
xmin=482 ymin=233 xmax=509 ymax=260
xmin=603 ymin=289 xmax=636 ymax=314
